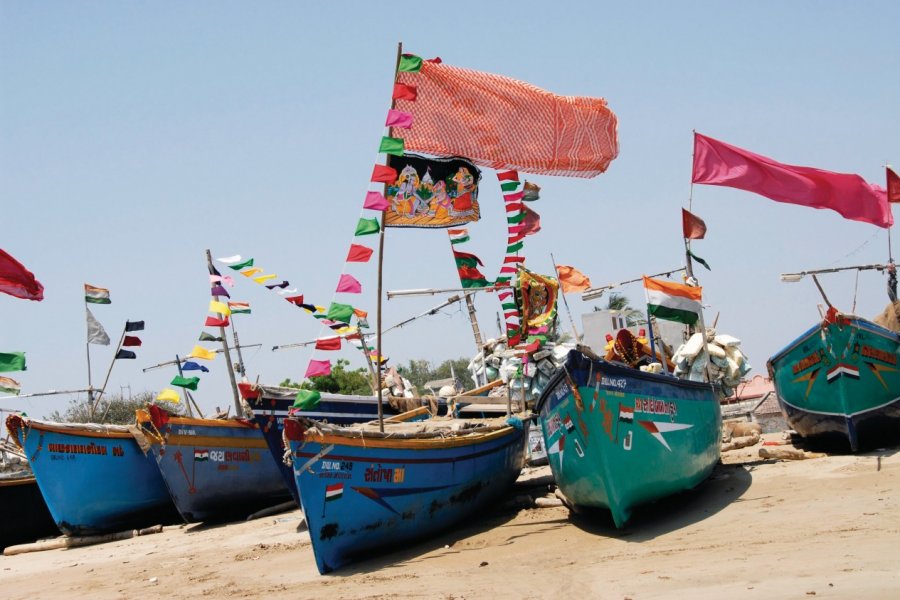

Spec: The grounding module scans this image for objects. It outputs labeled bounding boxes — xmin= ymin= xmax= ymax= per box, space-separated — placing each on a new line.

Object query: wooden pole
xmin=85 ymin=339 xmax=95 ymax=421
xmin=375 ymin=41 xmax=403 ymax=433
xmin=230 ymin=319 xmax=247 ymax=379
xmin=206 ymin=250 xmax=242 ymax=416
xmin=94 ymin=326 xmax=127 ymax=420
xmin=174 ymin=354 xmax=193 ymax=418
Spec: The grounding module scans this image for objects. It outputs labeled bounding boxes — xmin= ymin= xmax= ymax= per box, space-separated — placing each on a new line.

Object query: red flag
xmin=692 ymin=133 xmax=892 ymax=228
xmin=122 ymin=336 xmax=142 ymax=347
xmin=521 ymin=205 xmax=541 ymax=236
xmin=284 ymin=295 xmax=305 ymax=306
xmin=392 ymin=83 xmax=417 ymax=101
xmin=888 ymin=167 xmax=900 ymax=203
xmin=682 ymin=208 xmax=707 ymax=240
xmin=371 ymin=164 xmax=398 ymax=183
xmin=346 ymin=244 xmax=374 ymax=263
xmin=314 ymin=337 xmax=341 ymax=351
xmin=394 ymin=61 xmax=618 ymax=178
xmin=205 ymin=316 xmax=229 ymax=327
xmin=0 ymin=249 xmax=44 ymax=301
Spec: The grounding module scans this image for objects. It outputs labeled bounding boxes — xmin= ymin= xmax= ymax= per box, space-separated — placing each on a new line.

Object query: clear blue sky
xmin=2 ymin=2 xmax=899 ymax=421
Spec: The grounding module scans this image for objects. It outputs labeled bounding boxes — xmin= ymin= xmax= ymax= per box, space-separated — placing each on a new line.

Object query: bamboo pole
xmin=581 ymin=268 xmax=686 ymax=301
xmin=387 ymin=284 xmax=510 ymax=298
xmin=206 ymin=250 xmax=241 ymax=415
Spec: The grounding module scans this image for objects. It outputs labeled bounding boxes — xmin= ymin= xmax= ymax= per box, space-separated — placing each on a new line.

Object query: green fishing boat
xmin=535 ymin=345 xmax=721 ymax=528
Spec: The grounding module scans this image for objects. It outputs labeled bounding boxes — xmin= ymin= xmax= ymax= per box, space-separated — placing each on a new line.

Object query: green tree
xmin=45 ymin=391 xmax=182 ymax=424
xmin=279 ymin=359 xmax=373 ymax=395
xmin=594 ymin=292 xmax=646 ymax=326
xmin=397 ymin=357 xmax=474 ymax=393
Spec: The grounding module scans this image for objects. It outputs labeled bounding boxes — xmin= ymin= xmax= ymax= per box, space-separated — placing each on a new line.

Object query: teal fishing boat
xmin=535 ymin=346 xmax=721 ymax=527
xmin=768 ymin=265 xmax=900 ymax=451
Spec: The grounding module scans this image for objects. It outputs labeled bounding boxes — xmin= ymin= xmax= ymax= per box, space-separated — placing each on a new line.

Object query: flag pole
xmin=375 ymin=41 xmax=403 ymax=433
xmin=93 ymin=325 xmax=127 ymax=420
xmin=550 ymin=253 xmax=580 ymax=342
xmin=230 ymin=319 xmax=247 ymax=380
xmin=206 ymin=249 xmax=242 ymax=416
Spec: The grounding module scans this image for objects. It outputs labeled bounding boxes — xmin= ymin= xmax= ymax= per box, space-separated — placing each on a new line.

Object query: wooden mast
xmin=206 ymin=249 xmax=242 ymax=416
xmin=375 ymin=41 xmax=404 ymax=432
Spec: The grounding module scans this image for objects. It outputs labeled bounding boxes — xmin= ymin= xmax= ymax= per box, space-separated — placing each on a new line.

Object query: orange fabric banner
xmin=556 ymin=264 xmax=592 ymax=293
xmin=394 ymin=60 xmax=618 ymax=178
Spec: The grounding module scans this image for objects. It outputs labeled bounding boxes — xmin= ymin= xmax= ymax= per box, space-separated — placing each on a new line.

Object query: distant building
xmin=722 ymin=374 xmax=787 ymax=433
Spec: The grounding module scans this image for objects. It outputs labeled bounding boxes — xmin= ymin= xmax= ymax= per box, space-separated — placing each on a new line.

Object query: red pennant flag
xmin=523 ymin=339 xmax=541 ymax=353
xmin=888 ymin=167 xmax=900 ymax=203
xmin=315 ymin=337 xmax=342 ymax=351
xmin=205 ymin=315 xmax=229 ymax=327
xmin=521 ymin=205 xmax=541 ymax=236
xmin=392 ymin=83 xmax=417 ymax=101
xmin=497 ymin=170 xmax=520 ymax=182
xmin=0 ymin=249 xmax=44 ymax=301
xmin=346 ymin=244 xmax=374 ymax=263
xmin=371 ymin=164 xmax=398 ymax=183
xmin=682 ymin=208 xmax=707 ymax=240
xmin=122 ymin=335 xmax=142 ymax=347
xmin=285 ymin=295 xmax=305 ymax=306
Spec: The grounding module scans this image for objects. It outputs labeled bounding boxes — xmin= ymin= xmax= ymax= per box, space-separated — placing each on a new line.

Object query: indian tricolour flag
xmin=228 ymin=301 xmax=251 ymax=314
xmin=642 ymin=276 xmax=702 ymax=325
xmin=194 ymin=449 xmax=209 ymax=461
xmin=0 ymin=376 xmax=21 ymax=395
xmin=325 ymin=483 xmax=344 ymax=502
xmin=84 ymin=284 xmax=111 ymax=304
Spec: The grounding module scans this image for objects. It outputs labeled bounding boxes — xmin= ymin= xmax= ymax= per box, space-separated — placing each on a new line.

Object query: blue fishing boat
xmin=238 ymin=382 xmax=406 ymax=506
xmin=535 ymin=347 xmax=721 ymax=528
xmin=136 ymin=406 xmax=293 ymax=523
xmin=5 ymin=414 xmax=180 ymax=535
xmin=283 ymin=412 xmax=526 ymax=574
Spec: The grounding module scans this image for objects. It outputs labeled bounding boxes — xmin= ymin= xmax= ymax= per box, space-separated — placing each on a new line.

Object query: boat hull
xmin=5 ymin=415 xmax=179 ymax=536
xmin=138 ymin=410 xmax=293 ymax=522
xmin=0 ymin=476 xmax=60 ymax=549
xmin=535 ymin=350 xmax=721 ymax=528
xmin=284 ymin=417 xmax=526 ymax=574
xmin=768 ymin=317 xmax=900 ymax=451
xmin=239 ymin=383 xmax=403 ymax=506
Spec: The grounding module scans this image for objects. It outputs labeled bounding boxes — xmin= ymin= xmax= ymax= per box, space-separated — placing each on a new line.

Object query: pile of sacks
xmin=468 ymin=337 xmax=575 ymax=403
xmin=671 ymin=328 xmax=751 ymax=396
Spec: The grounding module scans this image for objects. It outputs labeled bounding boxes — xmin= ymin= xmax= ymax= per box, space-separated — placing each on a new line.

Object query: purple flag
xmin=335 ymin=274 xmax=362 ymax=294
xmin=210 ymin=284 xmax=230 ymax=298
xmin=385 ymin=109 xmax=414 ymax=129
xmin=363 ymin=191 xmax=389 ymax=211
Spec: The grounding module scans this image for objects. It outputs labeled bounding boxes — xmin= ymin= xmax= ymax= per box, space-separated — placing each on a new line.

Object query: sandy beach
xmin=2 ymin=437 xmax=898 ymax=600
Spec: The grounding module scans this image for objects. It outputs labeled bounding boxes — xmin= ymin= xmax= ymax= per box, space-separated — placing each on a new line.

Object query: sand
xmin=3 ymin=435 xmax=899 ymax=599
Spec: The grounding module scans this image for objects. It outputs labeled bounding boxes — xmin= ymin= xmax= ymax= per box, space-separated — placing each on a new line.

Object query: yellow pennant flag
xmin=209 ymin=300 xmax=231 ymax=316
xmin=188 ymin=345 xmax=217 ymax=361
xmin=241 ymin=268 xmax=263 ymax=278
xmin=156 ymin=388 xmax=181 ymax=403
xmin=253 ymin=273 xmax=277 ymax=284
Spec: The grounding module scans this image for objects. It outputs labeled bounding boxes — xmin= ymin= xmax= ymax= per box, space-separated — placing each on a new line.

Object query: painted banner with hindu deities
xmin=383 ymin=154 xmax=481 ymax=228
xmin=518 ymin=267 xmax=559 ymax=335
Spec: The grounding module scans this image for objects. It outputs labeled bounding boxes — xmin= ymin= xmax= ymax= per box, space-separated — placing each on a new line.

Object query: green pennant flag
xmin=500 ymin=181 xmax=520 ymax=192
xmin=293 ymin=389 xmax=322 ymax=410
xmin=199 ymin=332 xmax=223 ymax=342
xmin=355 ymin=217 xmax=381 ymax=236
xmin=378 ymin=136 xmax=405 ymax=156
xmin=229 ymin=258 xmax=254 ymax=271
xmin=0 ymin=352 xmax=26 ymax=373
xmin=326 ymin=302 xmax=354 ymax=323
xmin=398 ymin=54 xmax=423 ymax=73
xmin=507 ymin=212 xmax=525 ymax=224
xmin=506 ymin=241 xmax=524 ymax=253
xmin=689 ymin=249 xmax=711 ymax=271
xmin=171 ymin=375 xmax=200 ymax=391
xmin=454 ymin=256 xmax=480 ymax=268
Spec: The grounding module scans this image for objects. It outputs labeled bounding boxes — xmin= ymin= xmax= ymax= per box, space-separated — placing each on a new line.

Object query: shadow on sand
xmin=564 ymin=462 xmax=753 ymax=542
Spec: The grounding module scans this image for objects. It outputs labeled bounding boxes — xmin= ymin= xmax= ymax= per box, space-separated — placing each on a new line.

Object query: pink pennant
xmin=364 ymin=191 xmax=389 ymax=211
xmin=385 ymin=109 xmax=414 ymax=129
xmin=305 ymin=359 xmax=332 ymax=378
xmin=336 ymin=274 xmax=362 ymax=294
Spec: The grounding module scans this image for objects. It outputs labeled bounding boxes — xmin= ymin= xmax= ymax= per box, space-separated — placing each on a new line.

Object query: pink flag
xmin=209 ymin=274 xmax=235 ymax=287
xmin=363 ymin=191 xmax=389 ymax=211
xmin=385 ymin=109 xmax=414 ymax=129
xmin=305 ymin=359 xmax=332 ymax=378
xmin=692 ymin=133 xmax=892 ymax=228
xmin=336 ymin=274 xmax=362 ymax=294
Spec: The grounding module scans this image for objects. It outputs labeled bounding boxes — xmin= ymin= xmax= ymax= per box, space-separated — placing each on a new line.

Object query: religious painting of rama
xmin=383 ymin=154 xmax=481 ymax=228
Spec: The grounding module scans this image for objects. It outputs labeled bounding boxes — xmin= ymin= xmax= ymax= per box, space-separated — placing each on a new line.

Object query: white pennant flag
xmin=86 ymin=308 xmax=110 ymax=346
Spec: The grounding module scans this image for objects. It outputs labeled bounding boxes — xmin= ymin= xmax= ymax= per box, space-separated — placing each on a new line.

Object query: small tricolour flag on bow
xmin=643 ymin=276 xmax=703 ymax=325
xmin=325 ymin=483 xmax=344 ymax=501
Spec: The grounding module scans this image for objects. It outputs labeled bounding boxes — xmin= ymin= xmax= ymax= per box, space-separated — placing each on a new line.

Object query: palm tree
xmin=595 ymin=292 xmax=646 ymax=326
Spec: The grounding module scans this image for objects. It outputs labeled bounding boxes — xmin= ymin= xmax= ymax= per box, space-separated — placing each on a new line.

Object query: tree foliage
xmin=397 ymin=357 xmax=473 ymax=393
xmin=594 ymin=292 xmax=646 ymax=326
xmin=45 ymin=391 xmax=183 ymax=424
xmin=279 ymin=359 xmax=373 ymax=395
